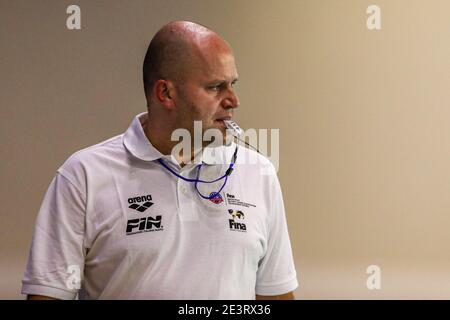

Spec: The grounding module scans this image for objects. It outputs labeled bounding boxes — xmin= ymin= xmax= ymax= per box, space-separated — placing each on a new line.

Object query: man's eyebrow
xmin=208 ymin=78 xmax=239 ymax=84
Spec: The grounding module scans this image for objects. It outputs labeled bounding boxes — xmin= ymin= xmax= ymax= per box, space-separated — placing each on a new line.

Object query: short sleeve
xmin=255 ymin=171 xmax=299 ymax=296
xmin=21 ymin=170 xmax=87 ymax=300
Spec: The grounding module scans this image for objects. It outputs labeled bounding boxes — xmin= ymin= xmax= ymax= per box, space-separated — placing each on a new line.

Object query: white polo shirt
xmin=22 ymin=112 xmax=298 ymax=299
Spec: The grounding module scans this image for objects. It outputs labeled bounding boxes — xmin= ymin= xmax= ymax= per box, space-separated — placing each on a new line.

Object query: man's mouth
xmin=214 ymin=117 xmax=232 ymax=125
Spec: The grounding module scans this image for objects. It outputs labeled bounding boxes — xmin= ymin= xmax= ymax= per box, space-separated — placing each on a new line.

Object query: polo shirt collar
xmin=123 ymin=112 xmax=236 ymax=165
xmin=123 ymin=112 xmax=163 ymax=162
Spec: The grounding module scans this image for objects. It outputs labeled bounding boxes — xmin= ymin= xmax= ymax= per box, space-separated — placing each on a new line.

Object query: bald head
xmin=142 ymin=21 xmax=232 ymax=105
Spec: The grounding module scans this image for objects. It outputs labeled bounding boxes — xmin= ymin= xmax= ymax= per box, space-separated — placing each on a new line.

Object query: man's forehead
xmin=194 ymin=50 xmax=237 ymax=79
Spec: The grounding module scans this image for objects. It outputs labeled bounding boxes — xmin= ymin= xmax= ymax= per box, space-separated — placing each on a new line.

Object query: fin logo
xmin=126 ymin=215 xmax=163 ymax=235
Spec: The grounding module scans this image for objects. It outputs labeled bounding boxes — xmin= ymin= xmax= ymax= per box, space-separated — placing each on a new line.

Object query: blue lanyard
xmin=157 ymin=145 xmax=238 ymax=200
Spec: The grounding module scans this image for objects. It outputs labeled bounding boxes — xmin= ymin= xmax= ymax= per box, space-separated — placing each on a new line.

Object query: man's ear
xmin=154 ymin=79 xmax=176 ymax=110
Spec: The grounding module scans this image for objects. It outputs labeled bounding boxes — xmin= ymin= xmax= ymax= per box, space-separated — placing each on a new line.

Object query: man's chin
xmin=201 ymin=125 xmax=233 ymax=148
xmin=202 ymin=135 xmax=233 ymax=149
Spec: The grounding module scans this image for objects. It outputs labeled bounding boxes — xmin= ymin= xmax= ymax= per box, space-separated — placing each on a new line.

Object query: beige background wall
xmin=1 ymin=0 xmax=450 ymax=299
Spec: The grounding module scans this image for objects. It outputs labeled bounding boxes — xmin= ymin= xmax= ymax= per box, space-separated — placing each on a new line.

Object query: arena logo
xmin=128 ymin=194 xmax=154 ymax=212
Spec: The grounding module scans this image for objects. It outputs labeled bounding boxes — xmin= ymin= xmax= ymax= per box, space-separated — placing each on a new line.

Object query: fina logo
xmin=228 ymin=209 xmax=246 ymax=232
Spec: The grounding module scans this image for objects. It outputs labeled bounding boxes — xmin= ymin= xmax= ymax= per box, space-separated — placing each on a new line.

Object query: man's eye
xmin=209 ymin=85 xmax=222 ymax=91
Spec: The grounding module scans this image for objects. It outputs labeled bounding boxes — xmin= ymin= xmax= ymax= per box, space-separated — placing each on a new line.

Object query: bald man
xmin=23 ymin=21 xmax=298 ymax=300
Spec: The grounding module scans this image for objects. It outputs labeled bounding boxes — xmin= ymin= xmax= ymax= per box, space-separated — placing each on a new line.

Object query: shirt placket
xmin=176 ymin=164 xmax=199 ymax=222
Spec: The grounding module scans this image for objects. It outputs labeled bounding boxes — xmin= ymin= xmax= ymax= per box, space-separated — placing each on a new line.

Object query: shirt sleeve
xmin=255 ymin=169 xmax=299 ymax=296
xmin=21 ymin=170 xmax=87 ymax=300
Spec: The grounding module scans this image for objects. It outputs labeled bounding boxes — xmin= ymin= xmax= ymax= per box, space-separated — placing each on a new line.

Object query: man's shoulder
xmin=236 ymin=145 xmax=277 ymax=176
xmin=58 ymin=134 xmax=124 ymax=176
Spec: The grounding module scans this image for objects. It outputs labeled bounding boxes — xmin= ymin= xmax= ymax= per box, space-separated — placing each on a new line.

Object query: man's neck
xmin=142 ymin=117 xmax=198 ymax=167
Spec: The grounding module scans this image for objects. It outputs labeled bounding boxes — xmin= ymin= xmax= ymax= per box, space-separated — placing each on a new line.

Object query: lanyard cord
xmin=157 ymin=158 xmax=227 ymax=183
xmin=157 ymin=145 xmax=239 ymax=199
xmin=194 ymin=163 xmax=229 ymax=199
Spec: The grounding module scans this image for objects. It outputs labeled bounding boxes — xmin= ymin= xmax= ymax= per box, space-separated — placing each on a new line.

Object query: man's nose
xmin=223 ymin=87 xmax=240 ymax=109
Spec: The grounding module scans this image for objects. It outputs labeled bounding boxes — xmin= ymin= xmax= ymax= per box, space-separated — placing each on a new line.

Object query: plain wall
xmin=1 ymin=0 xmax=450 ymax=299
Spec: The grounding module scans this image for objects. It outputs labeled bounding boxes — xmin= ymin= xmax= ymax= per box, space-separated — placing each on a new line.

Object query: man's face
xmin=172 ymin=44 xmax=240 ymax=146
